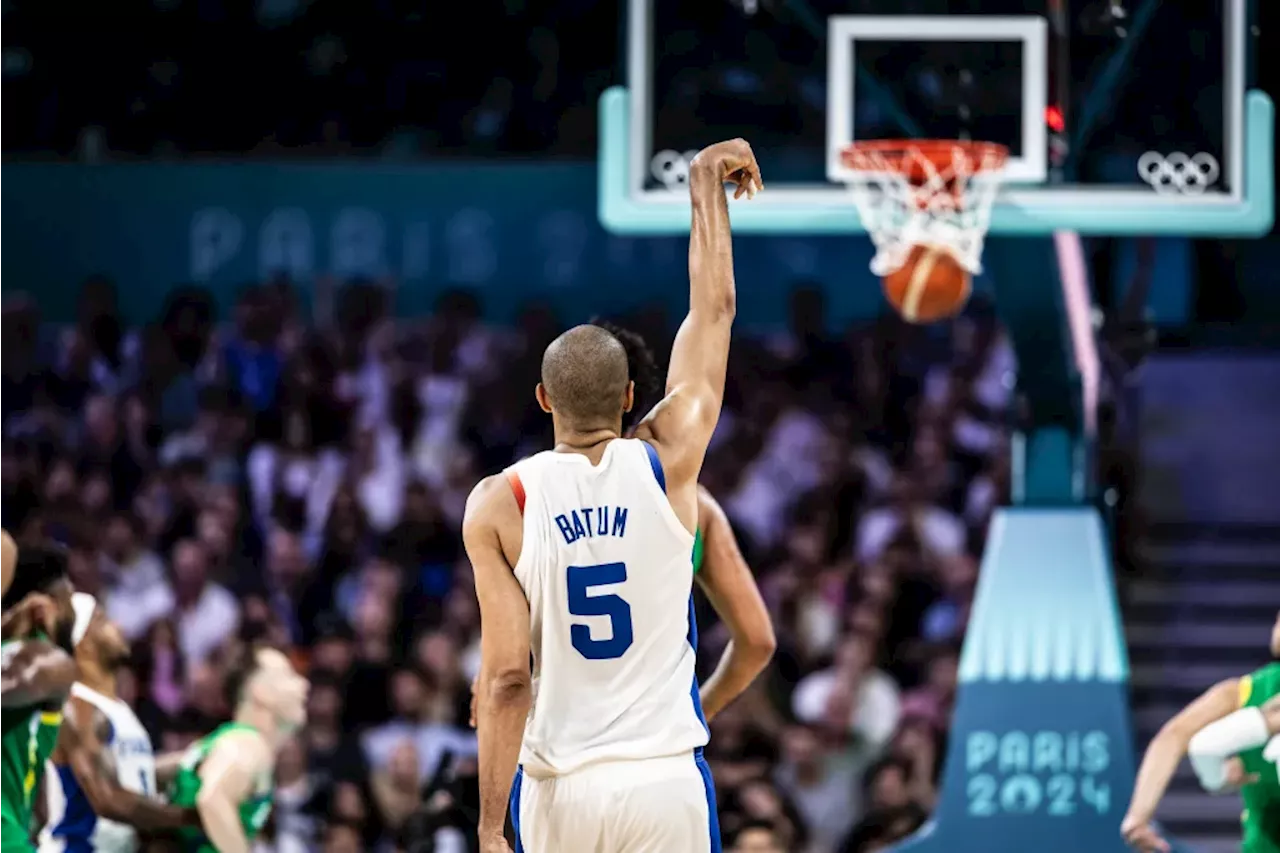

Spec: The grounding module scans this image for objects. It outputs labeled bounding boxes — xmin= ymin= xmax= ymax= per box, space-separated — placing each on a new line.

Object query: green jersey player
xmin=1235 ymin=662 xmax=1280 ymax=853
xmin=1123 ymin=610 xmax=1280 ymax=853
xmin=1 ymin=546 xmax=83 ymax=853
xmin=167 ymin=644 xmax=308 ymax=853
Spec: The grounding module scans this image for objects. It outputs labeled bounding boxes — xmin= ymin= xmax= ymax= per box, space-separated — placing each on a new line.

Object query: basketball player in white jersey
xmin=464 ymin=137 xmax=765 ymax=853
xmin=40 ymin=597 xmax=196 ymax=852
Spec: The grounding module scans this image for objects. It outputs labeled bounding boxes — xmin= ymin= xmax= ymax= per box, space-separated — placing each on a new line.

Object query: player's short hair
xmin=222 ymin=641 xmax=281 ymax=709
xmin=4 ymin=544 xmax=70 ymax=605
xmin=590 ymin=320 xmax=661 ymax=427
xmin=539 ymin=324 xmax=631 ymax=424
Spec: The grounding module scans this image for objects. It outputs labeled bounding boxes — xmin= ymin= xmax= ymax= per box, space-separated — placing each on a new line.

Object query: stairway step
xmin=1130 ymin=663 xmax=1244 ymax=690
xmin=1125 ymin=600 xmax=1280 ymax=624
xmin=1174 ymin=834 xmax=1248 ymax=853
xmin=1128 ymin=622 xmax=1272 ymax=649
xmin=1131 ymin=684 xmax=1217 ymax=707
xmin=1127 ymin=580 xmax=1280 ymax=607
xmin=1140 ymin=540 xmax=1280 ymax=568
xmin=1154 ymin=791 xmax=1244 ymax=822
xmin=1144 ymin=521 xmax=1280 ymax=545
xmin=1128 ymin=648 xmax=1268 ymax=667
xmin=1144 ymin=562 xmax=1280 ymax=583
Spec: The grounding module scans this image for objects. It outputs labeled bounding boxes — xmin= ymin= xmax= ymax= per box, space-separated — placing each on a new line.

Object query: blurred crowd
xmin=1 ymin=276 xmax=1014 ymax=853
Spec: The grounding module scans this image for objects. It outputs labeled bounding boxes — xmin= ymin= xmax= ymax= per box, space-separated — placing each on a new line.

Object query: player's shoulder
xmin=463 ymin=472 xmax=522 ymax=527
xmin=1240 ymin=661 xmax=1280 ymax=706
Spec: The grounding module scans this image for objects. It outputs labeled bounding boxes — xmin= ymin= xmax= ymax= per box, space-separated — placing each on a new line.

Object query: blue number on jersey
xmin=567 ymin=562 xmax=634 ymax=660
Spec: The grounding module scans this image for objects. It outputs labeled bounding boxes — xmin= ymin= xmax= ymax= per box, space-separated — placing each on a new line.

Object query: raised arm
xmin=463 ymin=475 xmax=532 ymax=853
xmin=195 ymin=730 xmax=272 ymax=853
xmin=636 ymin=139 xmax=761 ymax=495
xmin=694 ymin=487 xmax=775 ymax=721
xmin=56 ymin=696 xmax=199 ymax=831
xmin=1 ymin=637 xmax=76 ymax=708
xmin=1121 ymin=678 xmax=1240 ymax=852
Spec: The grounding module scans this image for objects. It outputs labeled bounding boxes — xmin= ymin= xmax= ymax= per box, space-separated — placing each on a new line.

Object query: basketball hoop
xmin=839 ymin=140 xmax=1009 ymax=277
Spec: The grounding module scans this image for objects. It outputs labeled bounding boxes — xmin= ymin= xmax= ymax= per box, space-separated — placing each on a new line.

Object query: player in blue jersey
xmin=40 ymin=599 xmax=197 ymax=852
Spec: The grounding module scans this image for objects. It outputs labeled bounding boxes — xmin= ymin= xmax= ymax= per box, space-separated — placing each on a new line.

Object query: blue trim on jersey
xmin=509 ymin=767 xmax=525 ymax=853
xmin=51 ymin=764 xmax=98 ymax=847
xmin=694 ymin=748 xmax=722 ymax=853
xmin=685 ymin=596 xmax=709 ymax=738
xmin=642 ymin=441 xmax=666 ymax=492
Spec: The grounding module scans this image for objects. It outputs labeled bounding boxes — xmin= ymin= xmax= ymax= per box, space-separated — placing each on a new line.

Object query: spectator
xmin=167 ymin=538 xmax=240 ymax=665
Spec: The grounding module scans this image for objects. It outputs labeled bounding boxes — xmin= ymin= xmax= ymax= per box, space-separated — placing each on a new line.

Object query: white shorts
xmin=510 ymin=750 xmax=721 ymax=853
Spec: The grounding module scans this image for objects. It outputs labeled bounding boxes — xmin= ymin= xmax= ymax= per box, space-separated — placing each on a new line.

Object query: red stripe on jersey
xmin=505 ymin=470 xmax=526 ymax=515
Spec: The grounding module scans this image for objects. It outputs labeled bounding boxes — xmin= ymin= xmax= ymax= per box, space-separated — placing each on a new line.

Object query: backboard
xmin=601 ymin=0 xmax=1273 ymax=236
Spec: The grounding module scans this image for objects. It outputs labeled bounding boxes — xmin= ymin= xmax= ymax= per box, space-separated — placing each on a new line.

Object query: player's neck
xmin=77 ymin=660 xmax=116 ymax=698
xmin=234 ymin=705 xmax=286 ymax=753
xmin=552 ymin=420 xmax=624 ymax=453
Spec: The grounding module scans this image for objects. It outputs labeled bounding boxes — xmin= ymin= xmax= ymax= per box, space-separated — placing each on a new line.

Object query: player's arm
xmin=694 ymin=487 xmax=775 ymax=721
xmin=464 ymin=475 xmax=532 ymax=851
xmin=635 ymin=139 xmax=761 ymax=491
xmin=56 ymin=696 xmax=200 ymax=830
xmin=1 ymin=637 xmax=76 ymax=707
xmin=2 ymin=529 xmax=16 ymax=599
xmin=195 ymin=730 xmax=272 ymax=853
xmin=1122 ymin=677 xmax=1240 ymax=844
xmin=1186 ymin=688 xmax=1280 ymax=792
xmin=153 ymin=750 xmax=185 ymax=791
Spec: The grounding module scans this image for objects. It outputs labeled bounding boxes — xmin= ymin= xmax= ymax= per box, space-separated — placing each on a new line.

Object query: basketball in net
xmin=840 ymin=140 xmax=1008 ymax=324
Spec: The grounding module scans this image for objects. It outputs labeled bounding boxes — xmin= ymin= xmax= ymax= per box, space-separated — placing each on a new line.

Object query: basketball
xmin=881 ymin=244 xmax=972 ymax=324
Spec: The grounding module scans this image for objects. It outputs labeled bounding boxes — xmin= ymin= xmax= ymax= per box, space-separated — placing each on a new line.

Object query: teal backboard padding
xmin=598 ymin=87 xmax=1274 ymax=237
xmin=882 ymin=509 xmax=1207 ymax=853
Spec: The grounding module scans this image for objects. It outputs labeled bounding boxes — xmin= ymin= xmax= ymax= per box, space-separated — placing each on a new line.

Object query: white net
xmin=840 ymin=142 xmax=1007 ymax=277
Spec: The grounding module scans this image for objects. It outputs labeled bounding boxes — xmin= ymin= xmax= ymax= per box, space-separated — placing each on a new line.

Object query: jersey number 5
xmin=567 ymin=562 xmax=634 ymax=660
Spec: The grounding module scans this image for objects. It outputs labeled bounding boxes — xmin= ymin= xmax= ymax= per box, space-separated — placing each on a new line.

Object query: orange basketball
xmin=881 ymin=245 xmax=971 ymax=324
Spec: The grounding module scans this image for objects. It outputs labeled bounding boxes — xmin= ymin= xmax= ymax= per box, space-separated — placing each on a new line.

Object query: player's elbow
xmin=698 ymin=291 xmax=736 ymax=322
xmin=742 ymin=620 xmax=777 ymax=666
xmin=484 ymin=668 xmax=533 ymax=706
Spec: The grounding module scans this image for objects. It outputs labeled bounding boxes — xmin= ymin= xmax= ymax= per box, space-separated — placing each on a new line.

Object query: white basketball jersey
xmin=509 ymin=439 xmax=709 ymax=778
xmin=40 ymin=683 xmax=157 ymax=853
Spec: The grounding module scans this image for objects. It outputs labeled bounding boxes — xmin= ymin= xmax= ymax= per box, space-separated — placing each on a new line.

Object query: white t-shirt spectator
xmin=176 ymin=582 xmax=241 ymax=666
xmin=104 ymin=549 xmax=173 ymax=641
xmin=791 ymin=667 xmax=903 ymax=759
xmin=856 ymin=505 xmax=966 ymax=563
xmin=362 ymin=723 xmax=477 ymax=787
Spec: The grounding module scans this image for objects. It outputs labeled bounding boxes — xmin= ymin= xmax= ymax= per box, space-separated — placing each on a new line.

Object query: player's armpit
xmin=59 ymin=697 xmax=199 ymax=830
xmin=196 ymin=731 xmax=270 ymax=853
xmin=694 ymin=488 xmax=775 ymax=721
xmin=463 ymin=476 xmax=532 ymax=839
xmin=1 ymin=637 xmax=76 ymax=708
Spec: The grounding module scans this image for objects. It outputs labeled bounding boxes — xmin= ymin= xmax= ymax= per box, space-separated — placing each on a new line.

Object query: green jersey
xmin=1239 ymin=661 xmax=1280 ymax=853
xmin=692 ymin=528 xmax=705 ymax=574
xmin=0 ymin=640 xmax=64 ymax=853
xmin=168 ymin=722 xmax=274 ymax=853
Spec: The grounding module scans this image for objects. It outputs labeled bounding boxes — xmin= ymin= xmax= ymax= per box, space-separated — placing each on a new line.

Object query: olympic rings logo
xmin=650 ymin=149 xmax=701 ymax=191
xmin=1137 ymin=152 xmax=1220 ymax=196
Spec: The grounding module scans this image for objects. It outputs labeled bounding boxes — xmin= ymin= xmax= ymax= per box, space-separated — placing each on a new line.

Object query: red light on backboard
xmin=1045 ymin=105 xmax=1065 ymax=133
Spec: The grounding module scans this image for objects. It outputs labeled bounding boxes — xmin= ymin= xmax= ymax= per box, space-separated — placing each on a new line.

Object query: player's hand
xmin=1 ymin=593 xmax=59 ymax=640
xmin=478 ymin=831 xmax=512 ymax=853
xmin=1221 ymin=756 xmax=1258 ymax=790
xmin=1120 ymin=814 xmax=1170 ymax=853
xmin=692 ymin=138 xmax=763 ymax=200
